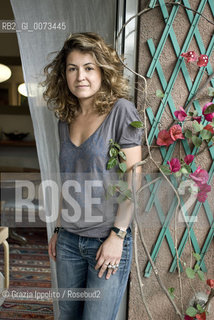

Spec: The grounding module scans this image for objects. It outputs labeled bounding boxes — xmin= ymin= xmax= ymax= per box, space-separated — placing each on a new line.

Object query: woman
xmin=44 ymin=32 xmax=142 ymax=320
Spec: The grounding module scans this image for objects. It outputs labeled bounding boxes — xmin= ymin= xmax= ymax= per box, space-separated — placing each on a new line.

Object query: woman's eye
xmin=86 ymin=67 xmax=94 ymax=71
xmin=67 ymin=67 xmax=76 ymax=72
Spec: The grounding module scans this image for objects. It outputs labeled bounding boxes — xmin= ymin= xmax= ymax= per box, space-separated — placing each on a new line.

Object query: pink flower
xmin=157 ymin=130 xmax=174 ymax=146
xmin=204 ymin=124 xmax=214 ymax=134
xmin=207 ymin=279 xmax=214 ymax=288
xmin=202 ymin=102 xmax=214 ymax=122
xmin=196 ymin=183 xmax=211 ymax=202
xmin=174 ymin=107 xmax=187 ymax=121
xmin=198 ymin=183 xmax=211 ymax=193
xmin=169 ymin=125 xmax=185 ymax=141
xmin=181 ymin=51 xmax=198 ymax=63
xmin=197 ymin=54 xmax=208 ymax=67
xmin=197 ymin=191 xmax=208 ymax=202
xmin=184 ymin=154 xmax=194 ymax=165
xmin=192 ymin=116 xmax=202 ymax=124
xmin=189 ymin=166 xmax=209 ymax=185
xmin=167 ymin=158 xmax=181 ymax=173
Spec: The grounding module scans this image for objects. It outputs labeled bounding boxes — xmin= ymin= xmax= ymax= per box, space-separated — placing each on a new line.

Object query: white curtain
xmin=10 ymin=0 xmax=116 ymax=318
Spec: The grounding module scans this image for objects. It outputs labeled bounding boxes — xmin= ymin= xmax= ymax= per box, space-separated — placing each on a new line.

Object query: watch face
xmin=118 ymin=230 xmax=126 ymax=238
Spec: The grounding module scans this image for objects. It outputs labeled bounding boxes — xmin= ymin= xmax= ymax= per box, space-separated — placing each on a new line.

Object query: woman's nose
xmin=77 ymin=69 xmax=85 ymax=81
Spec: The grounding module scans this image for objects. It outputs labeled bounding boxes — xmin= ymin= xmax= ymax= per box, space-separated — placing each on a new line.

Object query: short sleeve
xmin=115 ymin=99 xmax=143 ymax=148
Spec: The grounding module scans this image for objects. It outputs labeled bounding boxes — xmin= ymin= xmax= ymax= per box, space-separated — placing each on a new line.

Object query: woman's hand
xmin=95 ymin=231 xmax=124 ymax=280
xmin=48 ymin=233 xmax=58 ymax=261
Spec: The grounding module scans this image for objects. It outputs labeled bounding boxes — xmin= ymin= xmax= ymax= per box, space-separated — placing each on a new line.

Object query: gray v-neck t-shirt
xmin=58 ymin=98 xmax=143 ymax=237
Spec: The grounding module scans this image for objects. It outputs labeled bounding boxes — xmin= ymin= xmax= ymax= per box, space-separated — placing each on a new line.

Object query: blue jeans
xmin=56 ymin=228 xmax=133 ymax=320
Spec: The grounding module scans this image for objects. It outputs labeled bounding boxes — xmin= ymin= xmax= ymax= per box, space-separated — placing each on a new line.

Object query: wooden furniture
xmin=0 ymin=140 xmax=36 ymax=147
xmin=0 ymin=227 xmax=9 ymax=289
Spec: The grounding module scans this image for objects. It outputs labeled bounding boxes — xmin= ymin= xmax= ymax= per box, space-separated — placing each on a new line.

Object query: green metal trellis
xmin=143 ymin=0 xmax=214 ymax=277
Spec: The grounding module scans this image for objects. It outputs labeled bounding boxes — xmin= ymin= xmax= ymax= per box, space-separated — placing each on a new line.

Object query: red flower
xmin=196 ymin=312 xmax=206 ymax=320
xmin=184 ymin=154 xmax=194 ymax=165
xmin=181 ymin=51 xmax=198 ymax=63
xmin=192 ymin=116 xmax=202 ymax=124
xmin=189 ymin=166 xmax=209 ymax=185
xmin=197 ymin=54 xmax=208 ymax=67
xmin=184 ymin=315 xmax=195 ymax=320
xmin=207 ymin=279 xmax=214 ymax=288
xmin=202 ymin=102 xmax=214 ymax=122
xmin=204 ymin=124 xmax=214 ymax=134
xmin=167 ymin=158 xmax=181 ymax=173
xmin=157 ymin=130 xmax=174 ymax=146
xmin=169 ymin=125 xmax=185 ymax=141
xmin=174 ymin=107 xmax=187 ymax=121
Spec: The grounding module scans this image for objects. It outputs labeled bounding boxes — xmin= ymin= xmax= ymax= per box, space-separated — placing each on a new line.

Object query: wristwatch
xmin=111 ymin=226 xmax=127 ymax=239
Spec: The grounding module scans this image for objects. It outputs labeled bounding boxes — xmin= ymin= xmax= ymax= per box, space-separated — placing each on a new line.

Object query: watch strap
xmin=111 ymin=226 xmax=127 ymax=239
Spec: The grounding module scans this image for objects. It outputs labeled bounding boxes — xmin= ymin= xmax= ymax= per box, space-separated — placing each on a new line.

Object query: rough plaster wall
xmin=128 ymin=1 xmax=214 ymax=319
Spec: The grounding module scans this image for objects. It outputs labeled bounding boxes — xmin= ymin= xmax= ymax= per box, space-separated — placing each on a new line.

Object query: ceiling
xmin=0 ymin=0 xmax=20 ymax=59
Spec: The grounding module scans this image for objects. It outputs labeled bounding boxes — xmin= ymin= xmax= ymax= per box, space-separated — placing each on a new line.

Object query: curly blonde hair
xmin=42 ymin=32 xmax=129 ymax=123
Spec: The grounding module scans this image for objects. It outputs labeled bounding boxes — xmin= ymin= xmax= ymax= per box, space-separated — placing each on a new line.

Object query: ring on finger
xmin=107 ymin=263 xmax=119 ymax=269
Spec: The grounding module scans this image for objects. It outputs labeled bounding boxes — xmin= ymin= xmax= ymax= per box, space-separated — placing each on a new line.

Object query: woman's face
xmin=66 ymin=50 xmax=102 ymax=104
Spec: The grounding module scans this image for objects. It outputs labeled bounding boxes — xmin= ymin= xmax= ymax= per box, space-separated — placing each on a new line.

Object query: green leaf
xmin=156 ymin=89 xmax=165 ymax=98
xmin=168 ymin=287 xmax=175 ymax=299
xmin=107 ymin=157 xmax=118 ymax=170
xmin=200 ymin=129 xmax=212 ymax=140
xmin=188 ymin=111 xmax=194 ymax=116
xmin=193 ymin=252 xmax=201 ymax=262
xmin=186 ymin=267 xmax=195 ymax=279
xmin=114 ymin=143 xmax=121 ymax=150
xmin=193 ymin=121 xmax=203 ymax=132
xmin=192 ymin=135 xmax=202 ymax=148
xmin=130 ymin=121 xmax=144 ymax=128
xmin=208 ymin=87 xmax=214 ymax=97
xmin=123 ymin=189 xmax=132 ymax=200
xmin=119 ymin=150 xmax=126 ymax=160
xmin=204 ymin=103 xmax=214 ymax=114
xmin=160 ymin=165 xmax=171 ymax=175
xmin=194 ymin=264 xmax=200 ymax=271
xmin=212 ymin=136 xmax=214 ymax=143
xmin=174 ymin=171 xmax=182 ymax=177
xmin=197 ymin=304 xmax=205 ymax=313
xmin=117 ymin=180 xmax=129 ymax=192
xmin=181 ymin=164 xmax=192 ymax=174
xmin=185 ymin=129 xmax=193 ymax=138
xmin=197 ymin=270 xmax=205 ymax=281
xmin=116 ymin=193 xmax=127 ymax=203
xmin=107 ymin=185 xmax=117 ymax=197
xmin=119 ymin=162 xmax=127 ymax=173
xmin=186 ymin=306 xmax=198 ymax=317
xmin=109 ymin=147 xmax=118 ymax=157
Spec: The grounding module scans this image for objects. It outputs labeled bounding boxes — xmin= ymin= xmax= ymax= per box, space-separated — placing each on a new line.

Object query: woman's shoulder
xmin=113 ymin=98 xmax=135 ymax=110
xmin=112 ymin=98 xmax=139 ymax=118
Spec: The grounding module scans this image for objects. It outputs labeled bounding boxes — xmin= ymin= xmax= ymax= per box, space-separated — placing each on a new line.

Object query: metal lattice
xmin=143 ymin=0 xmax=214 ymax=277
